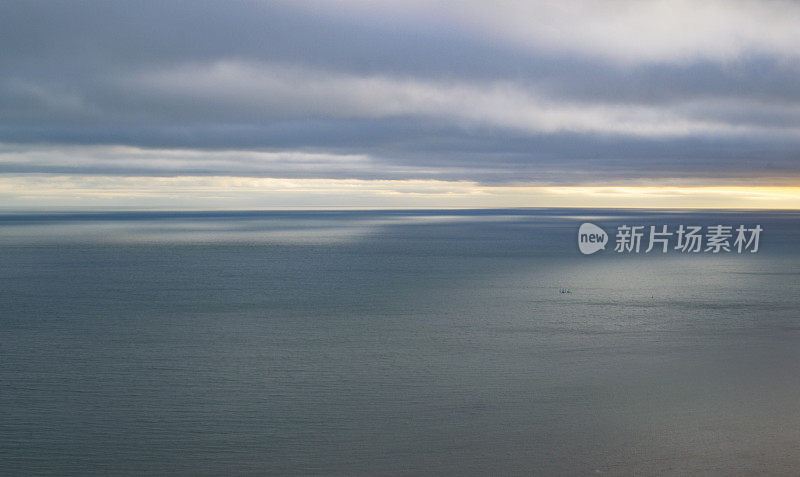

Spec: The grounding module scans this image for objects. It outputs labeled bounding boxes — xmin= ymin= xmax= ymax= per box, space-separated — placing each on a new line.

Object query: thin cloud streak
xmin=130 ymin=60 xmax=800 ymax=138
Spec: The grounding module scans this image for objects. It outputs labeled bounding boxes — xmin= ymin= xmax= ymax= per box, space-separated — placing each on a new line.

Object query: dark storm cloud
xmin=1 ymin=0 xmax=799 ymax=184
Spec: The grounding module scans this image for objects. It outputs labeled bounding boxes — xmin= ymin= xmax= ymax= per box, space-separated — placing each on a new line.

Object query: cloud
xmin=3 ymin=139 xmax=800 ymax=188
xmin=129 ymin=60 xmax=788 ymax=137
xmin=301 ymin=0 xmax=800 ymax=63
xmin=0 ymin=0 xmax=800 ymax=206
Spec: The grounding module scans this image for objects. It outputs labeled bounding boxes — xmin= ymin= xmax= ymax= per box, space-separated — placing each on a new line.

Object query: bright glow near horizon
xmin=3 ymin=175 xmax=800 ymax=210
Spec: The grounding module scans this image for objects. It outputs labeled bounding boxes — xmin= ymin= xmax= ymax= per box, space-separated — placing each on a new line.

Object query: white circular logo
xmin=578 ymin=223 xmax=607 ymax=255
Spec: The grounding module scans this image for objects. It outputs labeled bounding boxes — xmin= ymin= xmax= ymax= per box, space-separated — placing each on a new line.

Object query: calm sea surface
xmin=2 ymin=209 xmax=800 ymax=475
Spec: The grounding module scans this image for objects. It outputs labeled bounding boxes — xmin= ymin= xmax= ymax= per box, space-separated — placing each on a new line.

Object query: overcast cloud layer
xmin=2 ymin=0 xmax=800 ymax=186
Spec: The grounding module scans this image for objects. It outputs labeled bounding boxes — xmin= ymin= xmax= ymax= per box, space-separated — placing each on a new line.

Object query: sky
xmin=2 ymin=0 xmax=800 ymax=209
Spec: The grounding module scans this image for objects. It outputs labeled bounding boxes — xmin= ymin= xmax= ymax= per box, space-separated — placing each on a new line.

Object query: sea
xmin=1 ymin=209 xmax=799 ymax=475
